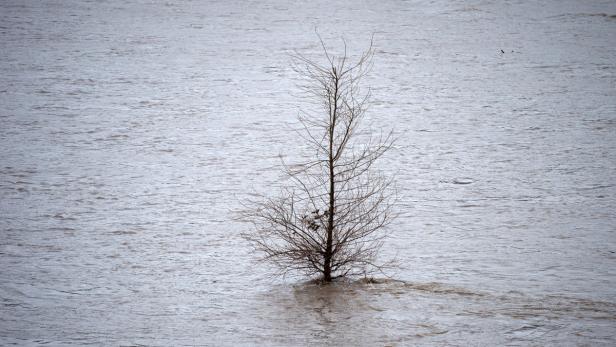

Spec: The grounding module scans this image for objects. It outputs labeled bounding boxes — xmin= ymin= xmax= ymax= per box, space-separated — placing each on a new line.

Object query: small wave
xmin=548 ymin=13 xmax=616 ymax=20
xmin=415 ymin=325 xmax=449 ymax=337
xmin=585 ymin=13 xmax=616 ymax=19
xmin=111 ymin=230 xmax=137 ymax=235
xmin=453 ymin=177 xmax=475 ymax=185
xmin=352 ymin=278 xmax=486 ymax=297
xmin=459 ymin=204 xmax=482 ymax=208
xmin=50 ymin=213 xmax=77 ymax=221
xmin=403 ymin=281 xmax=485 ymax=297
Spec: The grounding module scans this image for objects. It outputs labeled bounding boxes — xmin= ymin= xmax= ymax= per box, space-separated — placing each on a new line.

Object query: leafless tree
xmin=242 ymin=37 xmax=396 ymax=282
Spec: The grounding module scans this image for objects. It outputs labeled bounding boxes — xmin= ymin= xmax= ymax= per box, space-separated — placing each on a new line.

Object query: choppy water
xmin=1 ymin=0 xmax=615 ymax=345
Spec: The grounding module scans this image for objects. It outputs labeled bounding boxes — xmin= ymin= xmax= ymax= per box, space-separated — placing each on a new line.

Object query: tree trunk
xmin=323 ymin=70 xmax=338 ymax=282
xmin=323 ymin=159 xmax=334 ymax=282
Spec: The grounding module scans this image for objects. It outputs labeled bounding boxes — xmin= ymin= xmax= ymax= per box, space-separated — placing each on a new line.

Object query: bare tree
xmin=242 ymin=37 xmax=396 ymax=282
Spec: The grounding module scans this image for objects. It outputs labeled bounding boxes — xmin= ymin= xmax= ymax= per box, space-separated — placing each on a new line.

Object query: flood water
xmin=1 ymin=0 xmax=615 ymax=345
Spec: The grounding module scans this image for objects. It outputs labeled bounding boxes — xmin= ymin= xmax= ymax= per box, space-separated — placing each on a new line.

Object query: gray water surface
xmin=1 ymin=0 xmax=615 ymax=345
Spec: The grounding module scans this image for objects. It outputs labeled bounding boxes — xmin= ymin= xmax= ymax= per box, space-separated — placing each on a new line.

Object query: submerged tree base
xmin=300 ymin=276 xmax=403 ymax=287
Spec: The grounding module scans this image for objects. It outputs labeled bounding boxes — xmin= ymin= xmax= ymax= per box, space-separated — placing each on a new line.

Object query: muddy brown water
xmin=1 ymin=0 xmax=615 ymax=345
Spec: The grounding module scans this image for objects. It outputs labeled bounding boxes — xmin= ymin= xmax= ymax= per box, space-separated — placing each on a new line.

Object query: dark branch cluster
xmin=242 ymin=36 xmax=396 ymax=281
